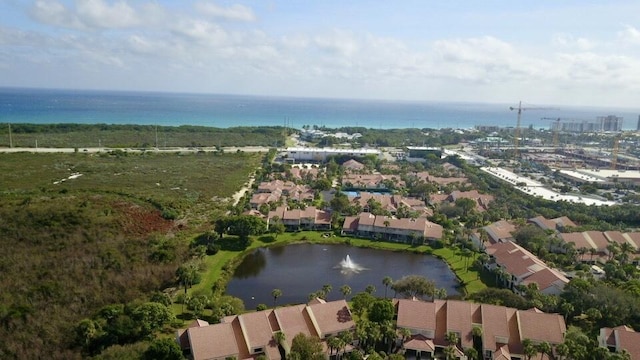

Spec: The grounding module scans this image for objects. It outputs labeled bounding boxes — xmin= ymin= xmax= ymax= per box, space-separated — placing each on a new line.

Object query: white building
xmin=282 ymin=147 xmax=381 ymax=162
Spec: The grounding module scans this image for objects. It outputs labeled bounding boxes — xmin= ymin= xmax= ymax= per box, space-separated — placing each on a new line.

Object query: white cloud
xmin=314 ymin=30 xmax=360 ymax=58
xmin=195 ymin=1 xmax=256 ymax=22
xmin=618 ymin=25 xmax=640 ymax=45
xmin=552 ymin=33 xmax=595 ymax=51
xmin=29 ymin=0 xmax=86 ymax=30
xmin=76 ymin=0 xmax=140 ymax=28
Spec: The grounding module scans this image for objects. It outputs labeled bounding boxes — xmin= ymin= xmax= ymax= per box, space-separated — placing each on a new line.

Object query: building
xmin=396 ymin=298 xmax=566 ymax=360
xmin=267 ymin=206 xmax=332 ymax=231
xmin=485 ymin=241 xmax=569 ymax=295
xmin=599 ymin=326 xmax=640 ymax=359
xmin=283 ymin=147 xmax=381 ymax=162
xmin=405 ymin=146 xmax=443 ymax=162
xmin=178 ymin=299 xmax=355 ymax=360
xmin=528 ymin=215 xmax=577 ymax=232
xmin=598 ymin=115 xmax=624 ymax=132
xmin=342 ymin=212 xmax=443 ymax=242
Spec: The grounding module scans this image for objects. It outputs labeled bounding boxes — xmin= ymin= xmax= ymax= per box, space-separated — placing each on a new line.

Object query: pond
xmin=226 ymin=243 xmax=460 ymax=309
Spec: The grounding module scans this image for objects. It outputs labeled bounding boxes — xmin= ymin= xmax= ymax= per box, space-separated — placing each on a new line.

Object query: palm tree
xmin=522 ymin=339 xmax=537 ymax=360
xmin=620 ymin=242 xmax=634 ymax=264
xmin=365 ymin=285 xmax=376 ymax=295
xmin=327 ymin=336 xmax=341 ymax=357
xmin=382 ymin=276 xmax=393 ymax=299
xmin=340 ymin=285 xmax=352 ymax=299
xmin=536 ymin=341 xmax=552 ymax=360
xmin=322 ymin=284 xmax=333 ymax=299
xmin=273 ymin=330 xmax=287 ymax=356
xmin=271 ymin=288 xmax=282 ymax=307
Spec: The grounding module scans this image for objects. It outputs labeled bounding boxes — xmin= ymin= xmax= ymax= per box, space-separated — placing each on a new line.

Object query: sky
xmin=1 ymin=0 xmax=640 ymax=109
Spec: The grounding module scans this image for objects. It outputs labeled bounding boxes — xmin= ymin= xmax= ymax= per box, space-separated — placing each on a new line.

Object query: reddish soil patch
xmin=111 ymin=201 xmax=174 ymax=236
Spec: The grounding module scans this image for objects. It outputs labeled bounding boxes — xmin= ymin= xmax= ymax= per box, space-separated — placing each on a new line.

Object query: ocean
xmin=1 ymin=87 xmax=638 ymax=130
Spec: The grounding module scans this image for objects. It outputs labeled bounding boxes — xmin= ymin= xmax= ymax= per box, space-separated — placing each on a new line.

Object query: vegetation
xmin=0 ymin=151 xmax=260 ymax=359
xmin=0 ymin=123 xmax=288 ymax=148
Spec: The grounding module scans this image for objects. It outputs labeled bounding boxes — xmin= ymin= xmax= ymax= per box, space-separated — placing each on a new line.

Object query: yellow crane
xmin=509 ymin=102 xmax=554 ymax=158
xmin=541 ymin=117 xmax=561 ymax=148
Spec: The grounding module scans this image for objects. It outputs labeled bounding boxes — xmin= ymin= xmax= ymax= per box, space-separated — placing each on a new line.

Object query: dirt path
xmin=230 ymin=174 xmax=256 ymax=207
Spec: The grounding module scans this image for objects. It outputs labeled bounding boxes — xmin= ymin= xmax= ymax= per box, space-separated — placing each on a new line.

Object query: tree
xmin=365 ymin=285 xmax=376 ymax=295
xmin=288 ymin=333 xmax=325 ymax=360
xmin=369 ymin=299 xmax=395 ymax=323
xmin=455 ymin=197 xmax=476 ymax=217
xmin=144 ymin=338 xmax=184 ymax=360
xmin=536 ymin=341 xmax=552 ymax=360
xmin=340 ymin=285 xmax=352 ymax=299
xmin=131 ymin=302 xmax=174 ymax=338
xmin=390 ymin=275 xmax=435 ymax=300
xmin=321 ymin=284 xmax=333 ymax=299
xmin=271 ymin=288 xmax=282 ymax=307
xmin=176 ymin=261 xmax=201 ymax=290
xmin=382 ymin=276 xmax=393 ymax=299
xmin=522 ymin=339 xmax=537 ymax=360
xmin=327 ymin=336 xmax=342 ymax=357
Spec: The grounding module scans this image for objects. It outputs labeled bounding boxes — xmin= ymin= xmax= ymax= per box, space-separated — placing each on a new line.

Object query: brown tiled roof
xmin=605 ymin=231 xmax=628 ymax=245
xmin=404 ymin=334 xmax=436 ymax=352
xmin=600 ymin=325 xmax=640 ymax=359
xmin=481 ymin=304 xmax=511 ymax=352
xmin=483 ymin=220 xmax=516 ymax=243
xmin=396 ymin=298 xmax=437 ymax=332
xmin=342 ymin=159 xmax=365 ymax=170
xmin=238 ymin=310 xmax=276 ymax=352
xmin=446 ymin=300 xmax=477 ymax=349
xmin=521 ymin=268 xmax=569 ymax=293
xmin=553 ymin=216 xmax=577 ymax=228
xmin=188 ymin=322 xmax=240 ymax=360
xmin=517 ymin=310 xmax=566 ymax=344
xmin=273 ymin=304 xmax=316 ymax=345
xmin=307 ymin=299 xmax=355 ymax=337
xmin=560 ymin=232 xmax=592 ymax=250
xmin=528 ymin=216 xmax=557 ymax=231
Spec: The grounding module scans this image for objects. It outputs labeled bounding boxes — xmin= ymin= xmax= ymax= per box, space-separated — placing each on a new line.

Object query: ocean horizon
xmin=1 ymin=87 xmax=638 ymax=131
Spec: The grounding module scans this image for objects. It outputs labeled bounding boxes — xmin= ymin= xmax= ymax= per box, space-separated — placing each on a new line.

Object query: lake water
xmin=225 ymin=243 xmax=459 ymax=310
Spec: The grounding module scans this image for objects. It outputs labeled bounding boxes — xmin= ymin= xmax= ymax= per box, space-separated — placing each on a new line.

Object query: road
xmin=0 ymin=146 xmax=271 ymax=154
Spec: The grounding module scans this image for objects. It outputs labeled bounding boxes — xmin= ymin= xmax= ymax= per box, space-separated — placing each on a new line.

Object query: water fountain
xmin=337 ymin=254 xmax=366 ymax=273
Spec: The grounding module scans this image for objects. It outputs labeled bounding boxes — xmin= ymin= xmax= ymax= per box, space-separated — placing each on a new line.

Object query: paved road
xmin=0 ymin=146 xmax=271 ymax=154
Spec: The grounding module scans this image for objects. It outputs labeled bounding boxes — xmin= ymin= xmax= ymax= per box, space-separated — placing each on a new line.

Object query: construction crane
xmin=509 ymin=102 xmax=554 ymax=158
xmin=541 ymin=117 xmax=561 ymax=148
xmin=611 ymin=135 xmax=620 ymax=170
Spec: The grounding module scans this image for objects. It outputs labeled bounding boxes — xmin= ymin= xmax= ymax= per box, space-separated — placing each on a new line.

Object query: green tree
xmin=131 ymin=302 xmax=174 ymax=338
xmin=288 ymin=333 xmax=325 ymax=360
xmin=382 ymin=276 xmax=393 ymax=299
xmin=271 ymin=288 xmax=282 ymax=307
xmin=144 ymin=338 xmax=184 ymax=360
xmin=390 ymin=275 xmax=435 ymax=300
xmin=368 ymin=299 xmax=395 ymax=324
xmin=340 ymin=284 xmax=352 ymax=299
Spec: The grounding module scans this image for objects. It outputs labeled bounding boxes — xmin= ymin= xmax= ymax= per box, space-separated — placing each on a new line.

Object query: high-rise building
xmin=598 ymin=115 xmax=623 ymax=132
xmin=636 ymin=115 xmax=640 ymax=131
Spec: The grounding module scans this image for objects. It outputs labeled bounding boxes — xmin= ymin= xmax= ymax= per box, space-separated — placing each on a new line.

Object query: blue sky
xmin=1 ymin=0 xmax=640 ymax=108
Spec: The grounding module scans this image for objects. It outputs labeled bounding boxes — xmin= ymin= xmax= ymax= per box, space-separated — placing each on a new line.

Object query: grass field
xmin=0 ymin=151 xmax=261 ymax=226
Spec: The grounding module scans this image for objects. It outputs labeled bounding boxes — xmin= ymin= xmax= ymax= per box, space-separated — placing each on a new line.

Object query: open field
xmin=0 ymin=151 xmax=261 ymax=359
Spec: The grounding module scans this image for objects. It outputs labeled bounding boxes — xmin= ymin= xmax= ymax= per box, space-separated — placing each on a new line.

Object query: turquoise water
xmin=1 ymin=87 xmax=638 ymax=130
